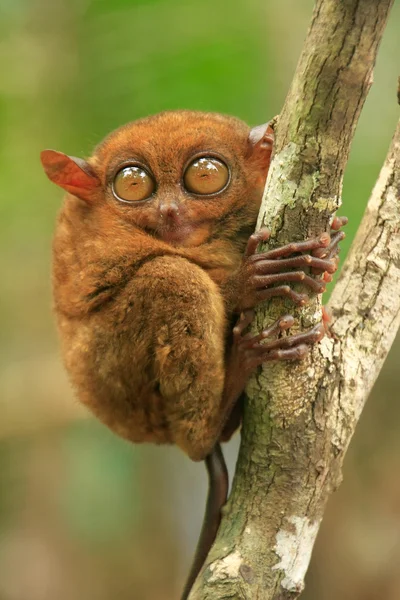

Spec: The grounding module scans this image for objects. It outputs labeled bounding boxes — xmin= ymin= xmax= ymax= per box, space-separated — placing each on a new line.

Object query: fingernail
xmin=319 ymin=232 xmax=330 ymax=246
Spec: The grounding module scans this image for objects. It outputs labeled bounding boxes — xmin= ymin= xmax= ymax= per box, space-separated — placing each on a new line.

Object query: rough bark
xmin=189 ymin=0 xmax=396 ymax=598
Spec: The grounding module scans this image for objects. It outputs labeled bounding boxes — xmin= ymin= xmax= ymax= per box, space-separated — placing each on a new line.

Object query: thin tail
xmin=181 ymin=443 xmax=229 ymax=600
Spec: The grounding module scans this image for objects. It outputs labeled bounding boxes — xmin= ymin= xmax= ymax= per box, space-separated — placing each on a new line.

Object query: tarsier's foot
xmin=235 ymin=216 xmax=347 ymax=312
xmin=232 ymin=310 xmax=325 ymax=371
xmin=224 ymin=310 xmax=325 ymax=406
xmin=220 ymin=311 xmax=326 ymax=442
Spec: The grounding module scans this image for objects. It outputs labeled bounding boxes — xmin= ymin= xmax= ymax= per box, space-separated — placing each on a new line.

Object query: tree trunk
xmin=189 ymin=0 xmax=397 ymax=598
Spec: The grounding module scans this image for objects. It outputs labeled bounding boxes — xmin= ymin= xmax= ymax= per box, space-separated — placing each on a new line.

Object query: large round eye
xmin=184 ymin=157 xmax=229 ymax=195
xmin=113 ymin=166 xmax=155 ymax=202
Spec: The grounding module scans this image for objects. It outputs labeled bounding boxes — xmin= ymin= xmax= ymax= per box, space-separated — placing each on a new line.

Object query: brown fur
xmin=42 ymin=110 xmax=273 ymax=461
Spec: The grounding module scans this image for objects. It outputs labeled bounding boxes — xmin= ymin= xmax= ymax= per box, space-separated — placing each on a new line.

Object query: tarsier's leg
xmin=141 ymin=257 xmax=226 ymax=461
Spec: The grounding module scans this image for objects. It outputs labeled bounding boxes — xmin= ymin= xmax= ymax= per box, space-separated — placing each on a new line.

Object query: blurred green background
xmin=0 ymin=0 xmax=399 ymax=598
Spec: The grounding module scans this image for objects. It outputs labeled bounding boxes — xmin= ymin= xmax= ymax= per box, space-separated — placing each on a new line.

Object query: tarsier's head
xmin=41 ymin=111 xmax=273 ymax=247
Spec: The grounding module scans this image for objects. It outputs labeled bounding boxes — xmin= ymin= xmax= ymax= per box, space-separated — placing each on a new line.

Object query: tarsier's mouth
xmin=157 ymin=224 xmax=195 ymax=244
xmin=144 ymin=219 xmax=212 ymax=247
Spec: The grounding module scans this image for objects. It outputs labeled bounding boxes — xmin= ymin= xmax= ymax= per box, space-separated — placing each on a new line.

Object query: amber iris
xmin=113 ymin=166 xmax=155 ymax=202
xmin=184 ymin=157 xmax=229 ymax=195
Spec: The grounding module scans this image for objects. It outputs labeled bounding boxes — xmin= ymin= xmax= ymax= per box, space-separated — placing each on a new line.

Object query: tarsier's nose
xmin=159 ymin=201 xmax=180 ymax=223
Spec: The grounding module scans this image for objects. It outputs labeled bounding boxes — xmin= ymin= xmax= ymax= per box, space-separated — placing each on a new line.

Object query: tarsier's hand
xmin=232 ymin=216 xmax=347 ymax=364
xmin=235 ymin=216 xmax=347 ymax=314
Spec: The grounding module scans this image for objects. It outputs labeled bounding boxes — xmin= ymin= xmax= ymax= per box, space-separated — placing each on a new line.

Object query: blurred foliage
xmin=0 ymin=0 xmax=399 ymax=598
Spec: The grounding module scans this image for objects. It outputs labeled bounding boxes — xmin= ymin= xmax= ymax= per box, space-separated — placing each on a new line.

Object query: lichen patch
xmin=272 ymin=515 xmax=320 ymax=592
xmin=208 ymin=550 xmax=243 ymax=583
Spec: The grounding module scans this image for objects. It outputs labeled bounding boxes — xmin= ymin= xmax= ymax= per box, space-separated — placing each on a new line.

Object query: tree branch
xmin=328 ymin=118 xmax=400 ymax=432
xmin=189 ymin=0 xmax=396 ymax=598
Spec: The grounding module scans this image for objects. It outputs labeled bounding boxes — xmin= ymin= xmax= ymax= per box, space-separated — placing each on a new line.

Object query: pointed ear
xmin=40 ymin=150 xmax=100 ymax=202
xmin=248 ymin=122 xmax=274 ymax=170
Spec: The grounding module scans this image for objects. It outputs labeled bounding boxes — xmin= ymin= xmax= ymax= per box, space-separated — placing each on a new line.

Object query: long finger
xmin=232 ymin=310 xmax=255 ymax=339
xmin=254 ymin=234 xmax=330 ymax=261
xmin=244 ymin=229 xmax=271 ymax=257
xmin=246 ymin=344 xmax=310 ymax=369
xmin=331 ymin=215 xmax=348 ymax=231
xmin=312 ymin=230 xmax=345 ymax=259
xmin=240 ymin=315 xmax=295 ymax=348
xmin=252 ymin=321 xmax=325 ymax=353
xmin=255 ymin=285 xmax=309 ymax=306
xmin=253 ymin=255 xmax=336 ymax=274
xmin=252 ymin=271 xmax=326 ymax=293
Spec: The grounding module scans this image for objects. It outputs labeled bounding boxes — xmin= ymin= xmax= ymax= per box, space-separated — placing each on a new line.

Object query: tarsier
xmin=41 ymin=110 xmax=346 ymax=599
